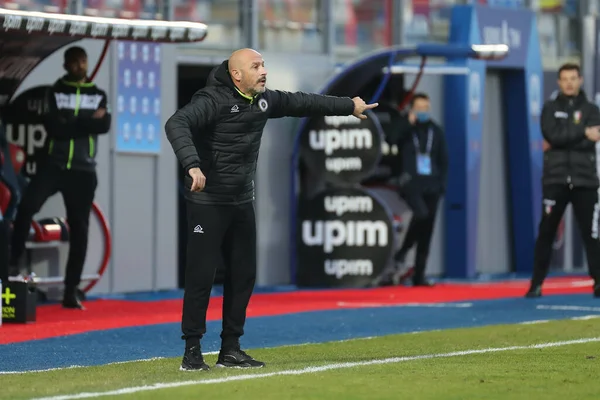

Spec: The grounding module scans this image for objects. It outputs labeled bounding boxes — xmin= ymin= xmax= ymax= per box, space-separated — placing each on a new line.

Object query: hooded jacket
xmin=165 ymin=60 xmax=356 ymax=205
xmin=541 ymin=90 xmax=600 ymax=188
xmin=43 ymin=77 xmax=111 ymax=171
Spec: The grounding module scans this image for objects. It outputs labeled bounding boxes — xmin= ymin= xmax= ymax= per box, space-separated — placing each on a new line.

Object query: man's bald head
xmin=228 ymin=48 xmax=267 ymax=96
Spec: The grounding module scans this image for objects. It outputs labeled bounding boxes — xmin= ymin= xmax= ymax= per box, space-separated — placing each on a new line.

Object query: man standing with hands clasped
xmin=526 ymin=63 xmax=600 ymax=298
xmin=165 ymin=48 xmax=378 ymax=371
xmin=9 ymin=46 xmax=111 ymax=310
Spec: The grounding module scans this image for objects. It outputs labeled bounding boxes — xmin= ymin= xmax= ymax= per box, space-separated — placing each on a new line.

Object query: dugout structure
xmin=0 ymin=7 xmax=208 ymax=294
xmin=290 ymin=35 xmax=509 ymax=287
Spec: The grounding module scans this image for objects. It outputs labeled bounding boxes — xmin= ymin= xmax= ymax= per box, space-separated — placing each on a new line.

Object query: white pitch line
xmin=335 ymin=302 xmax=473 ymax=308
xmin=0 ymin=354 xmax=215 ymax=376
xmin=29 ymin=337 xmax=600 ymax=400
xmin=537 ymin=305 xmax=600 ymax=312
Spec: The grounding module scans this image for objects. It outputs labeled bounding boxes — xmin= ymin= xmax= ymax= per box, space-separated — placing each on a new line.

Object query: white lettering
xmin=90 ymin=23 xmax=109 ymax=37
xmin=47 ymin=19 xmax=66 ymax=34
xmin=5 ymin=123 xmax=47 ymax=155
xmin=187 ymin=28 xmax=204 ymax=41
xmin=309 ymin=129 xmax=372 ymax=155
xmin=55 ymin=93 xmax=102 ymax=111
xmin=325 ymin=157 xmax=362 ymax=173
xmin=69 ymin=21 xmax=88 ymax=36
xmin=6 ymin=124 xmax=48 ymax=176
xmin=302 ymin=220 xmax=388 ymax=253
xmin=324 ymin=115 xmax=360 ymax=128
xmin=324 ymin=196 xmax=373 ymax=216
xmin=131 ymin=25 xmax=148 ymax=39
xmin=3 ymin=15 xmax=22 ymax=31
xmin=26 ymin=17 xmax=44 ymax=33
xmin=111 ymin=24 xmax=129 ymax=38
xmin=151 ymin=26 xmax=167 ymax=40
xmin=324 ymin=259 xmax=373 ymax=279
xmin=168 ymin=27 xmax=185 ymax=41
xmin=27 ymin=99 xmax=44 ymax=114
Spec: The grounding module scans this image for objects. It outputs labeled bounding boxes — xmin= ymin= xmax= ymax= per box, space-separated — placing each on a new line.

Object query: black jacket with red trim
xmin=541 ymin=90 xmax=600 ymax=188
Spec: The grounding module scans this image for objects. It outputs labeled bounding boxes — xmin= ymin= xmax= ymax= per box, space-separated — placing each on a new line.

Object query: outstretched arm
xmin=267 ymin=90 xmax=378 ymax=119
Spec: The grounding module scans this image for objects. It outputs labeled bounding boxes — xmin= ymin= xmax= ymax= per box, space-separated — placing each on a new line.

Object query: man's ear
xmin=230 ymin=69 xmax=241 ymax=82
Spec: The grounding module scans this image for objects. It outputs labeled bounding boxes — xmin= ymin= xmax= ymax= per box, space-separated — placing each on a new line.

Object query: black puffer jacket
xmin=44 ymin=77 xmax=111 ymax=171
xmin=541 ymin=90 xmax=600 ymax=188
xmin=165 ymin=60 xmax=356 ymax=205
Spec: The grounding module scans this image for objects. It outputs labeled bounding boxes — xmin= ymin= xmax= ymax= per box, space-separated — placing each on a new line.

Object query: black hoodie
xmin=43 ymin=77 xmax=111 ymax=171
xmin=165 ymin=60 xmax=355 ymax=205
xmin=541 ymin=90 xmax=600 ymax=188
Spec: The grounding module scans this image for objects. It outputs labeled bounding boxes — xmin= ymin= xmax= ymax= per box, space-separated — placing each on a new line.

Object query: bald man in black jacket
xmin=166 ymin=48 xmax=378 ymax=371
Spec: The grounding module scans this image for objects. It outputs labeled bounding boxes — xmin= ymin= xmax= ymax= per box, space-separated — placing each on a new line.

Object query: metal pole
xmin=163 ymin=0 xmax=173 ymax=21
xmin=391 ymin=0 xmax=405 ymax=46
xmin=319 ymin=0 xmax=335 ymax=55
xmin=240 ymin=0 xmax=259 ymax=49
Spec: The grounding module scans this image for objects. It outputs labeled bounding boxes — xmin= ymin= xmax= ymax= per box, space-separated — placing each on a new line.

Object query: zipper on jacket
xmin=66 ymin=88 xmax=81 ymax=169
xmin=48 ymin=139 xmax=54 ymax=154
xmin=89 ymin=135 xmax=94 ymax=157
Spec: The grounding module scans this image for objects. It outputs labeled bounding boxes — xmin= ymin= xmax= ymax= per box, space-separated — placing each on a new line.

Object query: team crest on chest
xmin=573 ymin=110 xmax=582 ymax=124
xmin=258 ymin=98 xmax=268 ymax=112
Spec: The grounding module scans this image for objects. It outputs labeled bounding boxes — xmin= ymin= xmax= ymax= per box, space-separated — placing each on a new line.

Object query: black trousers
xmin=395 ymin=191 xmax=440 ymax=281
xmin=181 ymin=201 xmax=256 ymax=349
xmin=10 ymin=163 xmax=97 ymax=290
xmin=531 ymin=184 xmax=600 ymax=286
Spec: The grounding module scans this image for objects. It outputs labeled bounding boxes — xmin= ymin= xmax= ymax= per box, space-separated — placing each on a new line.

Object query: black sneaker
xmin=216 ymin=347 xmax=265 ymax=368
xmin=62 ymin=290 xmax=85 ymax=310
xmin=525 ymin=284 xmax=542 ymax=298
xmin=180 ymin=345 xmax=210 ymax=371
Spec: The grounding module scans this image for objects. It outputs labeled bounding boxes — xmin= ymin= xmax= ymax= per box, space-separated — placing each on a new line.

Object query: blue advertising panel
xmin=444 ymin=5 xmax=543 ymax=278
xmin=115 ymin=41 xmax=162 ymax=154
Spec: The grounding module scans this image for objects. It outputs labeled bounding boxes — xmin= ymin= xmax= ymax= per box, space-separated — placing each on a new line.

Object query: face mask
xmin=415 ymin=111 xmax=430 ymax=123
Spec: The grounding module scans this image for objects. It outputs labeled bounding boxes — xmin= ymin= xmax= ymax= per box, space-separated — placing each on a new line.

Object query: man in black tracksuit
xmin=9 ymin=46 xmax=111 ymax=309
xmin=372 ymin=93 xmax=448 ymax=287
xmin=165 ymin=48 xmax=377 ymax=371
xmin=526 ymin=63 xmax=600 ymax=298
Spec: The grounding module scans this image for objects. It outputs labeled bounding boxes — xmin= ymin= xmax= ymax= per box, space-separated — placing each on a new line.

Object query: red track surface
xmin=0 ymin=277 xmax=593 ymax=345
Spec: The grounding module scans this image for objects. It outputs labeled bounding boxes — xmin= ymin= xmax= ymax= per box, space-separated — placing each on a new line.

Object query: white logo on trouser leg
xmin=543 ymin=199 xmax=556 ymax=215
xmin=193 ymin=225 xmax=204 ymax=234
xmin=592 ymin=203 xmax=599 ymax=239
